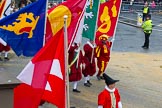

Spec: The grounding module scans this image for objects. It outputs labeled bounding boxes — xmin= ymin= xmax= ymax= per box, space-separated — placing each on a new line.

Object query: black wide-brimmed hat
xmin=103 ymin=73 xmax=119 ymax=85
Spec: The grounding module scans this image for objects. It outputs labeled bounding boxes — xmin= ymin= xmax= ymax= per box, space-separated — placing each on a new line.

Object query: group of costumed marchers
xmin=68 ymin=34 xmax=112 ymax=92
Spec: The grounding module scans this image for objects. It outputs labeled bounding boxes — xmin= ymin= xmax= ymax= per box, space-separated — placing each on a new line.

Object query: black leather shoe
xmin=141 ymin=45 xmax=145 ymax=48
xmin=4 ymin=57 xmax=9 ymax=61
xmin=84 ymin=83 xmax=90 ymax=87
xmin=87 ymin=80 xmax=92 ymax=85
xmin=143 ymin=47 xmax=148 ymax=49
xmin=100 ymin=76 xmax=104 ymax=80
xmin=73 ymin=89 xmax=81 ymax=93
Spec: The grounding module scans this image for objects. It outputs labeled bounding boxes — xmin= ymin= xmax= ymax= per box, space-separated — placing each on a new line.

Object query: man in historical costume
xmin=98 ymin=73 xmax=122 ymax=108
xmin=68 ymin=43 xmax=85 ymax=93
xmin=95 ymin=34 xmax=111 ymax=80
xmin=82 ymin=40 xmax=96 ymax=87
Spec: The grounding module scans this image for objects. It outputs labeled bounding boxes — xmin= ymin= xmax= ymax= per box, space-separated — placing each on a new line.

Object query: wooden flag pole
xmin=64 ymin=15 xmax=70 ymax=108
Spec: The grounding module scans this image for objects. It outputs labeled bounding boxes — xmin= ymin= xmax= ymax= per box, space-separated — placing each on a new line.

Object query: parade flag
xmin=73 ymin=12 xmax=85 ymax=44
xmin=14 ymin=29 xmax=65 ymax=108
xmin=45 ymin=0 xmax=87 ymax=46
xmin=96 ymin=0 xmax=122 ymax=39
xmin=0 ymin=0 xmax=46 ymax=56
xmin=0 ymin=0 xmax=11 ymax=18
xmin=82 ymin=0 xmax=100 ymax=41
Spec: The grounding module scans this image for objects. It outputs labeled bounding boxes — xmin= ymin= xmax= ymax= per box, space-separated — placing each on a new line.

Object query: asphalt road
xmin=115 ymin=12 xmax=162 ymax=53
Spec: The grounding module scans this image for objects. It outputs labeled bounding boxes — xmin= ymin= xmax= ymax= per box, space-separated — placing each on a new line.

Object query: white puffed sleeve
xmin=118 ymin=101 xmax=122 ymax=108
xmin=98 ymin=105 xmax=103 ymax=108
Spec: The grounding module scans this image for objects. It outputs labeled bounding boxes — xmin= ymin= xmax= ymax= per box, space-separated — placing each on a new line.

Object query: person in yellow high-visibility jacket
xmin=142 ymin=2 xmax=150 ymax=21
xmin=141 ymin=14 xmax=153 ymax=49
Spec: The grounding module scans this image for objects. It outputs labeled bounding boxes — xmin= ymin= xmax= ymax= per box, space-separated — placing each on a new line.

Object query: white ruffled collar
xmin=87 ymin=41 xmax=95 ymax=48
xmin=75 ymin=47 xmax=80 ymax=52
xmin=105 ymin=85 xmax=115 ymax=93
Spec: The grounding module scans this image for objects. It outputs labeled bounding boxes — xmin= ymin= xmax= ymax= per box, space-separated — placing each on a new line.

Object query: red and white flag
xmin=14 ymin=29 xmax=65 ymax=108
xmin=45 ymin=0 xmax=87 ymax=46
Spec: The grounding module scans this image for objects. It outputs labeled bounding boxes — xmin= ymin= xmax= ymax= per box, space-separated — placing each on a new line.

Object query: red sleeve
xmin=68 ymin=45 xmax=78 ymax=53
xmin=98 ymin=91 xmax=105 ymax=106
xmin=115 ymin=88 xmax=121 ymax=103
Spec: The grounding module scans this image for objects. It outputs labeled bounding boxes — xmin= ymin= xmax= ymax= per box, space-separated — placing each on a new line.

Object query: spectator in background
xmin=129 ymin=0 xmax=134 ymax=12
xmin=68 ymin=43 xmax=85 ymax=93
xmin=26 ymin=0 xmax=32 ymax=5
xmin=18 ymin=0 xmax=26 ymax=10
xmin=151 ymin=0 xmax=156 ymax=8
xmin=82 ymin=40 xmax=96 ymax=87
xmin=142 ymin=2 xmax=150 ymax=21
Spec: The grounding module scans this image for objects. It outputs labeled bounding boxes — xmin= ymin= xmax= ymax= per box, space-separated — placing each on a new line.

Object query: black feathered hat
xmin=103 ymin=73 xmax=119 ymax=85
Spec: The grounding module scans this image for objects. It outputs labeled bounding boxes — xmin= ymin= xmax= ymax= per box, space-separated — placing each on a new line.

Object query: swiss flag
xmin=14 ymin=30 xmax=65 ymax=108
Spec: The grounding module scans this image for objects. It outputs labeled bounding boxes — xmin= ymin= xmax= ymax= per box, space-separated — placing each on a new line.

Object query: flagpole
xmin=64 ymin=15 xmax=70 ymax=108
xmin=43 ymin=0 xmax=48 ymax=46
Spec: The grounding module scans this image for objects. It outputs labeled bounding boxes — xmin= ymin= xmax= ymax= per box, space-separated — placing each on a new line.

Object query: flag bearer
xmin=68 ymin=43 xmax=85 ymax=93
xmin=142 ymin=2 xmax=150 ymax=21
xmin=82 ymin=40 xmax=96 ymax=87
xmin=95 ymin=34 xmax=111 ymax=80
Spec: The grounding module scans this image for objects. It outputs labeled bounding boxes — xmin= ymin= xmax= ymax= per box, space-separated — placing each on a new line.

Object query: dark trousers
xmin=143 ymin=33 xmax=151 ymax=48
xmin=143 ymin=13 xmax=147 ymax=21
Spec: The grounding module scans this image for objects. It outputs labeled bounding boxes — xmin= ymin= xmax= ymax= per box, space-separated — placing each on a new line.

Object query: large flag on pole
xmin=96 ymin=0 xmax=122 ymax=41
xmin=0 ymin=0 xmax=46 ymax=56
xmin=82 ymin=0 xmax=100 ymax=41
xmin=14 ymin=28 xmax=65 ymax=108
xmin=45 ymin=0 xmax=87 ymax=47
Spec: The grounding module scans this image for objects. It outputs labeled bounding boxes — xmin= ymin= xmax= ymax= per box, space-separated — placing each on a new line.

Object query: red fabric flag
xmin=14 ymin=83 xmax=44 ymax=108
xmin=96 ymin=0 xmax=122 ymax=43
xmin=45 ymin=0 xmax=86 ymax=46
xmin=14 ymin=29 xmax=65 ymax=108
